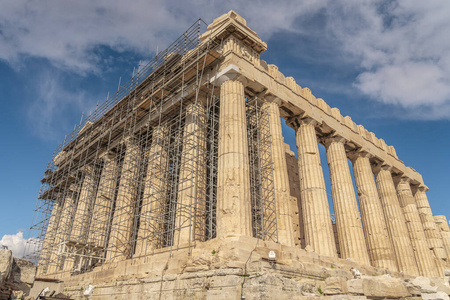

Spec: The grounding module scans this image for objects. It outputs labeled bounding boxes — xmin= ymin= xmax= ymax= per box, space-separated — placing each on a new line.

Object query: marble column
xmin=434 ymin=215 xmax=450 ymax=260
xmin=351 ymin=152 xmax=397 ymax=270
xmin=291 ymin=117 xmax=336 ymax=257
xmin=134 ymin=125 xmax=170 ymax=256
xmin=414 ymin=185 xmax=448 ymax=261
xmin=55 ymin=186 xmax=79 ymax=273
xmin=66 ymin=165 xmax=98 ymax=271
xmin=263 ymin=101 xmax=295 ymax=246
xmin=217 ymin=79 xmax=252 ymax=238
xmin=106 ymin=136 xmax=142 ymax=262
xmin=395 ymin=177 xmax=441 ymax=277
xmin=88 ymin=152 xmax=118 ymax=250
xmin=70 ymin=165 xmax=98 ymax=242
xmin=39 ymin=197 xmax=63 ymax=276
xmin=173 ymin=103 xmax=208 ymax=247
xmin=325 ymin=136 xmax=370 ymax=265
xmin=374 ymin=165 xmax=419 ymax=275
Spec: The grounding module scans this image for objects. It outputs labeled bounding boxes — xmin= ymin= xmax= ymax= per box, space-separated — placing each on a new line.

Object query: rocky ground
xmin=0 ymin=249 xmax=36 ymax=300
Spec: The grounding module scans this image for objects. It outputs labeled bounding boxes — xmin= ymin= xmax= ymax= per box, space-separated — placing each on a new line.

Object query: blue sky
xmin=0 ymin=1 xmax=449 ymax=256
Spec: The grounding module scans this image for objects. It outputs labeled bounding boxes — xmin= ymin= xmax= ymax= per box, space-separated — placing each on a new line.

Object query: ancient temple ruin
xmin=26 ymin=11 xmax=450 ymax=299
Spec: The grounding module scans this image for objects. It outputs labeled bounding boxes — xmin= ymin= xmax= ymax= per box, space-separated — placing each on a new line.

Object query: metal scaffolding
xmin=26 ymin=18 xmax=278 ymax=277
xmin=247 ymin=99 xmax=278 ymax=242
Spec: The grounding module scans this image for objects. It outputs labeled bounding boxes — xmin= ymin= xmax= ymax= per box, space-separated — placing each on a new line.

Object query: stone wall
xmin=39 ymin=236 xmax=450 ymax=300
xmin=0 ymin=249 xmax=36 ymax=300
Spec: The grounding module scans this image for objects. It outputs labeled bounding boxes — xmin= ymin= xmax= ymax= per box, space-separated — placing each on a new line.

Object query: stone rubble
xmin=0 ymin=249 xmax=36 ymax=300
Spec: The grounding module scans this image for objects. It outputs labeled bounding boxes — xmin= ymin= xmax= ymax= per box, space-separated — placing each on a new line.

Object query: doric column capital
xmin=321 ymin=134 xmax=346 ymax=148
xmin=99 ymin=151 xmax=116 ymax=164
xmin=122 ymin=135 xmax=139 ymax=147
xmin=347 ymin=148 xmax=373 ymax=162
xmin=392 ymin=174 xmax=410 ymax=186
xmin=372 ymin=162 xmax=393 ymax=174
xmin=263 ymin=95 xmax=283 ymax=107
xmin=211 ymin=64 xmax=248 ymax=86
xmin=286 ymin=114 xmax=318 ymax=130
xmin=411 ymin=184 xmax=429 ymax=194
xmin=79 ymin=164 xmax=94 ymax=174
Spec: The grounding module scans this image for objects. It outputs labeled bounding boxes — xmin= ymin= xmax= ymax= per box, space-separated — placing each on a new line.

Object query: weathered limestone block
xmin=373 ymin=165 xmax=419 ymax=276
xmin=0 ymin=249 xmax=13 ymax=287
xmin=422 ymin=291 xmax=450 ymax=300
xmin=396 ymin=177 xmax=441 ymax=277
xmin=302 ymin=88 xmax=315 ymax=104
xmin=262 ymin=101 xmax=295 ymax=246
xmin=290 ymin=117 xmax=336 ymax=257
xmin=362 ymin=276 xmax=410 ymax=298
xmin=217 ymin=79 xmax=252 ymax=237
xmin=388 ymin=145 xmax=398 ymax=158
xmin=268 ymin=64 xmax=279 ymax=79
xmin=325 ymin=136 xmax=370 ymax=266
xmin=324 ymin=276 xmax=348 ymax=295
xmin=88 ymin=152 xmax=118 ymax=249
xmin=344 ymin=116 xmax=357 ymax=133
xmin=329 ymin=296 xmax=367 ymax=300
xmin=409 ymin=276 xmax=439 ymax=294
xmin=331 ymin=108 xmax=344 ymax=123
xmin=434 ymin=215 xmax=450 ymax=259
xmin=347 ymin=279 xmax=363 ymax=295
xmin=106 ymin=136 xmax=142 ymax=262
xmin=285 ymin=76 xmax=296 ymax=90
xmin=414 ymin=186 xmax=448 ymax=261
xmin=378 ymin=138 xmax=388 ymax=152
xmin=351 ymin=153 xmax=397 ymax=271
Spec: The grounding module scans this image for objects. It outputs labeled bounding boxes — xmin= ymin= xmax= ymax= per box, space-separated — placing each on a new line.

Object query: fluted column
xmin=374 ymin=165 xmax=418 ymax=275
xmin=351 ymin=152 xmax=397 ymax=270
xmin=395 ymin=177 xmax=441 ymax=277
xmin=263 ymin=101 xmax=295 ymax=246
xmin=291 ymin=117 xmax=336 ymax=257
xmin=325 ymin=136 xmax=370 ymax=265
xmin=414 ymin=186 xmax=448 ymax=261
xmin=173 ymin=103 xmax=208 ymax=247
xmin=71 ymin=165 xmax=98 ymax=242
xmin=88 ymin=152 xmax=118 ymax=250
xmin=56 ymin=186 xmax=79 ymax=273
xmin=434 ymin=215 xmax=450 ymax=260
xmin=106 ymin=136 xmax=142 ymax=263
xmin=134 ymin=125 xmax=170 ymax=256
xmin=217 ymin=79 xmax=252 ymax=237
xmin=39 ymin=197 xmax=63 ymax=276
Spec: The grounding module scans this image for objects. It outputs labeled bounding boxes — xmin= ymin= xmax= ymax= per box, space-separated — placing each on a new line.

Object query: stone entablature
xmin=216 ymin=43 xmax=422 ymax=185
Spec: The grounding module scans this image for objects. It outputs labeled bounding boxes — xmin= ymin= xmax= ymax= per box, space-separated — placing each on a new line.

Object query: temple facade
xmin=28 ymin=11 xmax=450 ymax=299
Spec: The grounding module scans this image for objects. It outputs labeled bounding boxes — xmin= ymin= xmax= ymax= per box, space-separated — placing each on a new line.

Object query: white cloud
xmin=322 ymin=1 xmax=450 ymax=118
xmin=1 ymin=0 xmax=450 ymax=119
xmin=0 ymin=231 xmax=39 ymax=259
xmin=0 ymin=0 xmax=184 ymax=73
xmin=25 ymin=69 xmax=98 ymax=140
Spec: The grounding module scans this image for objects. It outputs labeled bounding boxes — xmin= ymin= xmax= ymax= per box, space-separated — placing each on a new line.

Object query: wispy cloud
xmin=1 ymin=0 xmax=450 ymax=122
xmin=25 ymin=69 xmax=97 ymax=140
xmin=333 ymin=1 xmax=450 ymax=117
xmin=0 ymin=0 xmax=185 ymax=73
